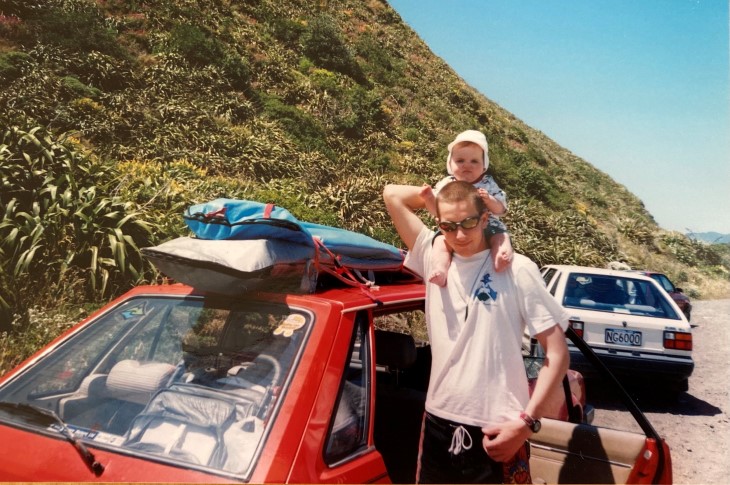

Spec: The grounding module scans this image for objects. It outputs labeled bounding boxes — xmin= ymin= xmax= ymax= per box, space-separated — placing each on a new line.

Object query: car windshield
xmin=0 ymin=295 xmax=312 ymax=479
xmin=562 ymin=273 xmax=680 ymax=319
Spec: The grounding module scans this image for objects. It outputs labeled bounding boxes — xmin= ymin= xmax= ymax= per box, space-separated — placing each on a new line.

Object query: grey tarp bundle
xmin=143 ymin=199 xmax=412 ymax=295
xmin=142 ymin=237 xmax=317 ymax=295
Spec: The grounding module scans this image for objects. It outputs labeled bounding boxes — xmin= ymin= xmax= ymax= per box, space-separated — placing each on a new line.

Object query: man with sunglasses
xmin=383 ymin=180 xmax=570 ymax=484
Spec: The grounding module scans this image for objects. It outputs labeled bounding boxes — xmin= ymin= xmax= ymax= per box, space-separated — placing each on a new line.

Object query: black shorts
xmin=416 ymin=412 xmax=531 ymax=484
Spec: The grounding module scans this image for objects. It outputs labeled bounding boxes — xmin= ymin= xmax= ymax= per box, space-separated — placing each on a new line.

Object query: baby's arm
xmin=478 ymin=188 xmax=506 ymax=216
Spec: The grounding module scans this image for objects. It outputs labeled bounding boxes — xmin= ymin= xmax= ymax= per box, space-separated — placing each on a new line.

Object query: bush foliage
xmin=0 ymin=126 xmax=153 ymax=328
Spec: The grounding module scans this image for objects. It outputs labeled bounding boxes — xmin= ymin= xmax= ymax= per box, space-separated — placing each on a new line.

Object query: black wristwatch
xmin=519 ymin=412 xmax=541 ymax=433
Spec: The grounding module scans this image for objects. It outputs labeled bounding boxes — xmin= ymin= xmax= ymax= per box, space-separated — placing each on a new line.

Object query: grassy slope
xmin=1 ymin=0 xmax=727 ymax=308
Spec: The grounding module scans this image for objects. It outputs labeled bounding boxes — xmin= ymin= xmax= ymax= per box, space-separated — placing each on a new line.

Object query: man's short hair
xmin=436 ymin=181 xmax=486 ymax=218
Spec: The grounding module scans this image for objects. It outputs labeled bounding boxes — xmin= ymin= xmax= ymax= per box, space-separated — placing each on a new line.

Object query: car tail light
xmin=569 ymin=319 xmax=584 ymax=339
xmin=664 ymin=330 xmax=692 ymax=350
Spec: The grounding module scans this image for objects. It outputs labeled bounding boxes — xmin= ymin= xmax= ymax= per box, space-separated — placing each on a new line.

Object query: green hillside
xmin=1 ymin=0 xmax=728 ymax=368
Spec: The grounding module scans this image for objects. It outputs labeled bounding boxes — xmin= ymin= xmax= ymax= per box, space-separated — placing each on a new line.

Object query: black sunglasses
xmin=438 ymin=215 xmax=482 ymax=232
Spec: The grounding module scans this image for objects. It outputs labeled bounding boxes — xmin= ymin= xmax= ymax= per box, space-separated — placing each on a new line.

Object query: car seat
xmin=587 ymin=277 xmax=628 ymax=305
xmin=373 ymin=330 xmax=424 ymax=483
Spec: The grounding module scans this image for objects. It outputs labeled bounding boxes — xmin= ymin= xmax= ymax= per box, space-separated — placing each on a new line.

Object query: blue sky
xmin=388 ymin=0 xmax=730 ymax=235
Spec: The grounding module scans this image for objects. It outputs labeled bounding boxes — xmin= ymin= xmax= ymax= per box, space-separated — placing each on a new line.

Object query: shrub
xmin=615 ymin=216 xmax=656 ymax=246
xmin=22 ymin=1 xmax=128 ymax=60
xmin=302 ymin=15 xmax=365 ymax=83
xmin=0 ymin=13 xmax=24 ymax=40
xmin=76 ymin=51 xmax=134 ymax=91
xmin=0 ymin=51 xmax=34 ymax=82
xmin=657 ymin=233 xmax=723 ymax=268
xmin=60 ymin=76 xmax=102 ymax=99
xmin=334 ymin=85 xmax=388 ymax=138
xmin=167 ymin=23 xmax=225 ymax=67
xmin=505 ymin=198 xmax=619 ymax=267
xmin=269 ymin=18 xmax=306 ymax=48
xmin=514 ymin=164 xmax=568 ymax=209
xmin=115 ymin=158 xmax=210 ymax=238
xmin=221 ymin=54 xmax=252 ymax=92
xmin=0 ymin=125 xmax=153 ymax=328
xmin=261 ymin=94 xmax=328 ymax=152
xmin=162 ymin=23 xmax=251 ymax=92
xmin=0 ymin=307 xmax=77 ymax=373
xmin=309 ymin=67 xmax=342 ymax=94
xmin=355 ymin=33 xmax=405 ymax=86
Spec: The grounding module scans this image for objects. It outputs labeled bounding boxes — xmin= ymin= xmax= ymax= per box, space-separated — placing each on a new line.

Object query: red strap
xmin=312 ymin=237 xmax=381 ymax=303
xmin=263 ymin=203 xmax=274 ymax=219
xmin=204 ymin=207 xmax=227 ymax=219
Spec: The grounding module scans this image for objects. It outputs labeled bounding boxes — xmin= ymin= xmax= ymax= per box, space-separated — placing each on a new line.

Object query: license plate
xmin=605 ymin=328 xmax=642 ymax=346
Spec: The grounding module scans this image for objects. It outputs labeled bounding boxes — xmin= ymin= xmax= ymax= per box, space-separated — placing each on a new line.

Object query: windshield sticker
xmin=50 ymin=423 xmax=125 ymax=445
xmin=273 ymin=314 xmax=306 ymax=337
xmin=90 ymin=431 xmax=125 ymax=445
xmin=121 ymin=303 xmax=146 ymax=319
xmin=50 ymin=423 xmax=98 ymax=440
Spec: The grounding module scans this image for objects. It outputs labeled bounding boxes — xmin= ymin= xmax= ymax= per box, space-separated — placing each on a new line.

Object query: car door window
xmin=542 ymin=267 xmax=556 ymax=287
xmin=324 ymin=313 xmax=369 ymax=465
xmin=653 ymin=274 xmax=674 ymax=292
xmin=547 ymin=272 xmax=561 ymax=295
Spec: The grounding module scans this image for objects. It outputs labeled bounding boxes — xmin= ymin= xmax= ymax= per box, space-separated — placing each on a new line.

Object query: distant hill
xmin=688 ymin=232 xmax=730 ymax=244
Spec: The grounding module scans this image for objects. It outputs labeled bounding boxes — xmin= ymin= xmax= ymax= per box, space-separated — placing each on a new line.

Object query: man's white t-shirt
xmin=404 ymin=227 xmax=569 ymax=427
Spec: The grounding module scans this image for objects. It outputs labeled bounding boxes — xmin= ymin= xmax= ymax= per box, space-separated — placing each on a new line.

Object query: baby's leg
xmin=491 ymin=232 xmax=514 ymax=272
xmin=429 ymin=235 xmax=452 ymax=286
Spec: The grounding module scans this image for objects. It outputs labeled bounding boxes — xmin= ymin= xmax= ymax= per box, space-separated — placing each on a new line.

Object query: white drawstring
xmin=448 ymin=425 xmax=473 ymax=455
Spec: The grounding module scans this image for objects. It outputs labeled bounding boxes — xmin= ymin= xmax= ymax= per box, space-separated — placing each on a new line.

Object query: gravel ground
xmin=588 ymin=299 xmax=730 ymax=484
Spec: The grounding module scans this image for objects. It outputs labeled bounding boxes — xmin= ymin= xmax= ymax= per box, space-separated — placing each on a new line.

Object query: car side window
xmin=542 ymin=268 xmax=556 ymax=287
xmin=654 ymin=274 xmax=674 ymax=292
xmin=547 ymin=272 xmax=561 ymax=295
xmin=324 ymin=312 xmax=370 ymax=465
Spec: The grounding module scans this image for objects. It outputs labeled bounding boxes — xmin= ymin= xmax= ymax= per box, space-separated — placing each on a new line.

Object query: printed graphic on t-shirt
xmin=474 ymin=273 xmax=498 ymax=303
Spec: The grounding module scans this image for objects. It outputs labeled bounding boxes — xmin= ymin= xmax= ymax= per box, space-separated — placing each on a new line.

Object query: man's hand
xmin=481 ymin=419 xmax=532 ymax=462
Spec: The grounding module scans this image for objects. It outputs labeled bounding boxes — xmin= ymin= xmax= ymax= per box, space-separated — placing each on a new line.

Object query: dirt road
xmin=589 ymin=299 xmax=730 ymax=484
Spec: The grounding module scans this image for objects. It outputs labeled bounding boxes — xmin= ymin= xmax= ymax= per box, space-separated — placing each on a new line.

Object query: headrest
xmin=375 ymin=330 xmax=417 ymax=370
xmin=106 ymin=360 xmax=175 ymax=404
xmin=590 ymin=277 xmax=617 ymax=289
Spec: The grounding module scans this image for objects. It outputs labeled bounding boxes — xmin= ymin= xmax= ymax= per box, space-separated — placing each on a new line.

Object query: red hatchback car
xmin=0 ymin=279 xmax=671 ymax=483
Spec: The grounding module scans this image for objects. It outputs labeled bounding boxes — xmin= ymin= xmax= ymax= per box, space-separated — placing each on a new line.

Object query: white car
xmin=541 ymin=265 xmax=694 ymax=394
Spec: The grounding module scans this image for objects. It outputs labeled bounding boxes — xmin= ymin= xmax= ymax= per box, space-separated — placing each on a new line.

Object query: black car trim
xmin=569 ymin=351 xmax=694 ymax=380
xmin=568 ymin=343 xmax=694 ymax=363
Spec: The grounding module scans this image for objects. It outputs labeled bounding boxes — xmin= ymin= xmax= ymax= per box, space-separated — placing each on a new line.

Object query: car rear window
xmin=562 ymin=273 xmax=680 ymax=319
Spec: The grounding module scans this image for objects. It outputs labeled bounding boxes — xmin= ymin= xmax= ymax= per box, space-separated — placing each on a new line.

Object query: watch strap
xmin=519 ymin=411 xmax=539 ymax=432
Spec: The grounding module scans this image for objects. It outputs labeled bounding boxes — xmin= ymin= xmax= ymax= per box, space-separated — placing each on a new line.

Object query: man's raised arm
xmin=382 ymin=184 xmax=428 ymax=251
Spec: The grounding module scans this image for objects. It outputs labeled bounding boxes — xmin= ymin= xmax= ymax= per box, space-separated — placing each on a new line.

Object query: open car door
xmin=528 ymin=328 xmax=672 ymax=484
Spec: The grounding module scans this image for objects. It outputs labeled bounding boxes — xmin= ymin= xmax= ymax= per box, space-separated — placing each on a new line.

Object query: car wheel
xmin=660 ymin=378 xmax=689 ymax=402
